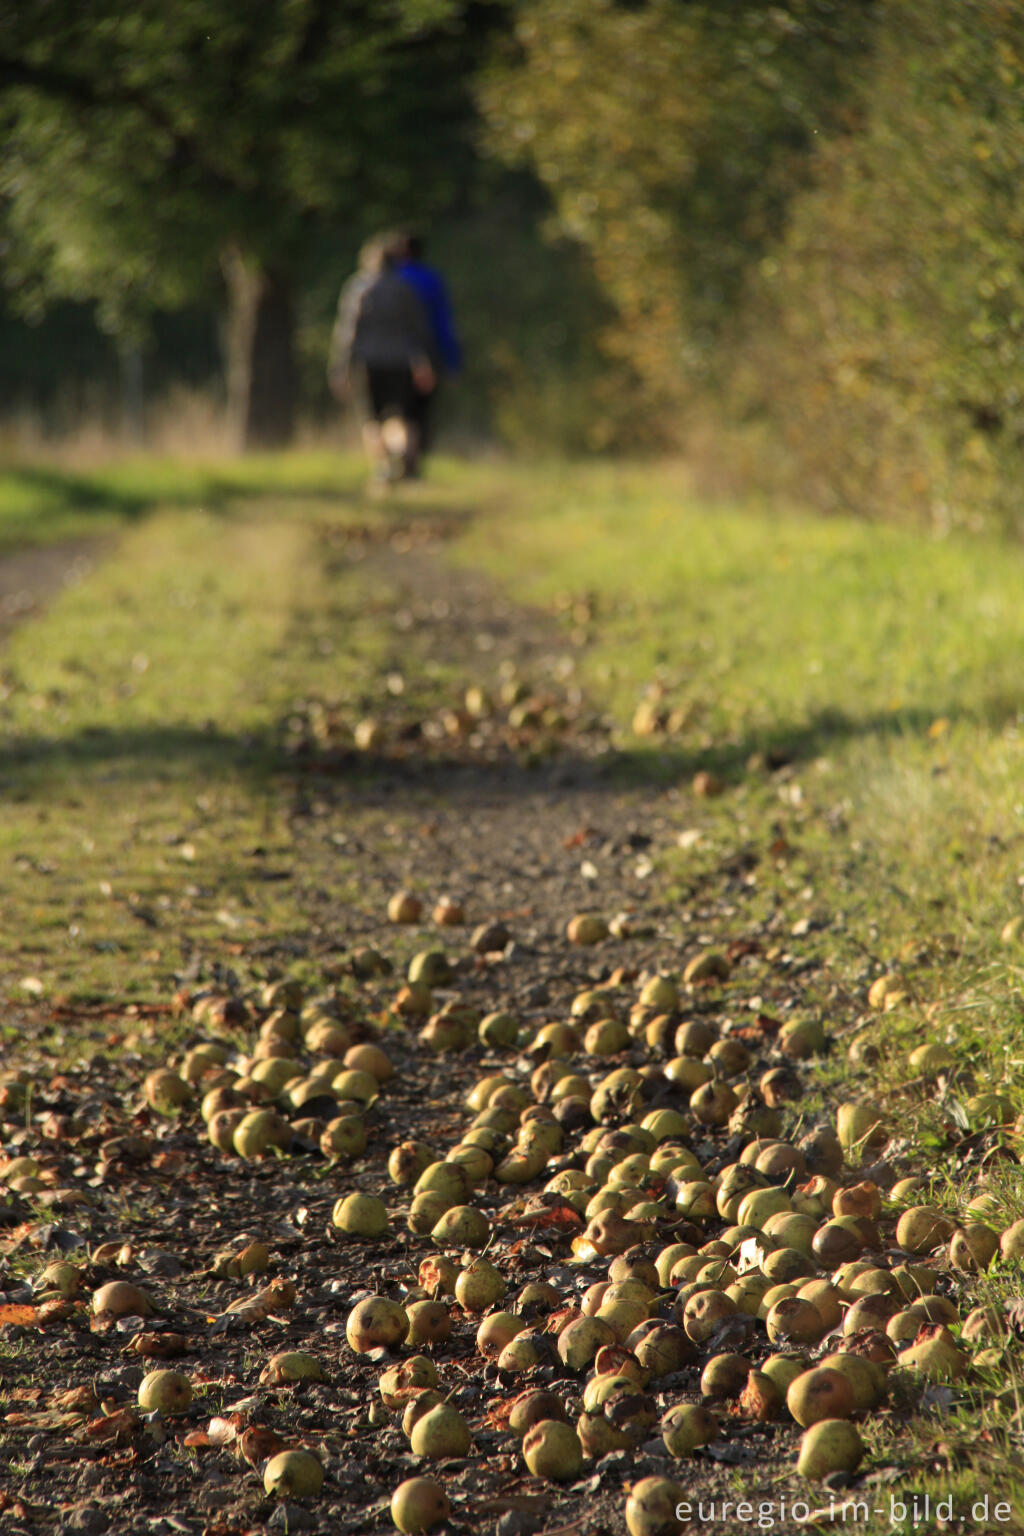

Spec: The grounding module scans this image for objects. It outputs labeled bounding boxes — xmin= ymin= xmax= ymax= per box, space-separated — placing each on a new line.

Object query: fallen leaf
xmin=84 ymin=1407 xmax=140 ymax=1442
xmin=208 ymin=1414 xmax=244 ymax=1446
xmin=237 ymin=1426 xmax=288 ymax=1469
xmin=0 ymin=1304 xmax=37 ymax=1326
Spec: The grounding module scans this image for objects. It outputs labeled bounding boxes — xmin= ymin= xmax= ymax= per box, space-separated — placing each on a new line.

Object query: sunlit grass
xmin=457 ymin=458 xmax=1024 ymax=1108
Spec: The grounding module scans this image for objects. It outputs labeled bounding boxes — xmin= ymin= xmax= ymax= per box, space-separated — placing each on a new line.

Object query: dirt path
xmin=0 ymin=540 xmax=100 ymax=641
xmin=0 ymin=511 xmax=874 ymax=1536
xmin=285 ymin=520 xmax=691 ymax=983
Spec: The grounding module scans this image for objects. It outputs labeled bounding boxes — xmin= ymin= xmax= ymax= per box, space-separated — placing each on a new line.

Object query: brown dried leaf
xmin=236 ymin=1426 xmax=288 ymax=1469
xmin=53 ymin=1385 xmax=99 ymax=1413
xmin=208 ymin=1414 xmax=244 ymax=1446
xmin=0 ymin=1303 xmax=37 ymax=1326
xmin=84 ymin=1407 xmax=140 ymax=1442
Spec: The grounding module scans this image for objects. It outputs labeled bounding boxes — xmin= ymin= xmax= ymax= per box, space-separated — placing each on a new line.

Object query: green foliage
xmin=0 ymin=1 xmax=497 ymax=335
xmin=480 ymin=0 xmax=876 ymax=442
xmin=457 ymin=455 xmax=1024 ymax=1098
xmin=733 ymin=0 xmax=1024 ymax=533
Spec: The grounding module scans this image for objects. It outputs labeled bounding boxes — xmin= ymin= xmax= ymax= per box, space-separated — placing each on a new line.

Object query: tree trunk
xmin=118 ymin=344 xmax=145 ymax=442
xmin=221 ymin=247 xmax=297 ymax=450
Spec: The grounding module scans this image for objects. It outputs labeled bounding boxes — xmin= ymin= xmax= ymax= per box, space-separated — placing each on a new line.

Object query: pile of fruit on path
xmin=281 ymin=665 xmax=608 ymax=768
xmin=0 ymin=896 xmax=1019 ymax=1535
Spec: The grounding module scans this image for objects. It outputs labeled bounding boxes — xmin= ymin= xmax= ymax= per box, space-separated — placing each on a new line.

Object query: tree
xmin=733 ymin=0 xmax=1024 ymax=530
xmin=479 ymin=0 xmax=877 ymax=441
xmin=0 ymin=1 xmax=503 ymax=446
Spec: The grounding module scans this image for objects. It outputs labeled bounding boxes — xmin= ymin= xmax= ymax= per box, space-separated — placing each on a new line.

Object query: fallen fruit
xmin=137 ymin=1369 xmax=192 ymax=1415
xmin=346 ymin=1296 xmax=409 ymax=1354
xmin=625 ymin=1476 xmax=686 ymax=1536
xmin=388 ymin=891 xmax=423 ymax=923
xmin=92 ymin=1282 xmax=156 ymax=1319
xmin=391 ymin=1477 xmax=451 ymax=1533
xmin=509 ymin=1389 xmax=568 ymax=1436
xmin=430 ymin=1204 xmax=490 ymax=1249
xmin=896 ymin=1205 xmax=955 ymax=1254
xmin=454 ymin=1258 xmax=506 ymax=1313
xmin=333 ymin=1192 xmax=390 ymax=1238
xmin=662 ymin=1403 xmax=718 ymax=1457
xmin=797 ymin=1419 xmax=864 ymax=1480
xmin=567 ymin=914 xmax=608 ymax=945
xmin=787 ymin=1367 xmax=855 ymax=1427
xmin=263 ymin=1449 xmax=324 ymax=1497
xmin=521 ymin=1419 xmax=583 ymax=1481
xmin=897 ymin=1326 xmax=968 ymax=1380
xmin=380 ymin=1356 xmax=438 ymax=1405
xmin=143 ymin=1069 xmax=192 ymax=1115
xmin=260 ymin=1351 xmax=324 ymax=1386
xmin=409 ymin=1403 xmax=472 ymax=1458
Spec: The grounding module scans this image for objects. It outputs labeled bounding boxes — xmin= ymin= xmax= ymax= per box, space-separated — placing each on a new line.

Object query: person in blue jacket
xmin=394 ymin=232 xmax=462 ymax=472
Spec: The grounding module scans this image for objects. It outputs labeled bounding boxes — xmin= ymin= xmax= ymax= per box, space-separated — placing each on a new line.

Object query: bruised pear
xmin=143 ymin=1069 xmax=192 ymax=1115
xmin=346 ymin=1296 xmax=408 ymax=1354
xmin=92 ymin=1281 xmax=156 ymax=1319
xmin=701 ymin=1353 xmax=750 ymax=1400
xmin=662 ymin=1403 xmax=718 ymax=1457
xmin=896 ymin=1205 xmax=955 ymax=1254
xmin=402 ymin=1390 xmax=444 ymax=1437
xmin=233 ymin=1108 xmax=289 ymax=1158
xmin=949 ymin=1223 xmax=998 ymax=1272
xmin=522 ymin=1420 xmax=583 ymax=1481
xmin=897 ymin=1326 xmax=968 ymax=1380
xmin=430 ymin=1205 xmax=490 ymax=1249
xmin=625 ymin=1477 xmax=686 ymax=1536
xmin=820 ymin=1352 xmax=885 ymax=1410
xmin=477 ymin=1312 xmax=524 ymax=1359
xmin=787 ymin=1368 xmax=855 ymax=1427
xmin=320 ymin=1116 xmax=367 ymax=1161
xmin=509 ymin=1390 xmax=568 ymax=1436
xmin=264 ymin=1450 xmax=323 ymax=1498
xmin=498 ymin=1331 xmax=549 ymax=1373
xmin=388 ymin=891 xmax=423 ymax=924
xmin=836 ymin=1102 xmax=886 ymax=1160
xmin=380 ymin=1356 xmax=438 ymax=1406
xmin=406 ymin=1301 xmax=451 ymax=1348
xmin=260 ymin=1351 xmax=324 ymax=1386
xmin=559 ymin=1315 xmax=617 ymax=1371
xmin=567 ymin=914 xmax=608 ymax=946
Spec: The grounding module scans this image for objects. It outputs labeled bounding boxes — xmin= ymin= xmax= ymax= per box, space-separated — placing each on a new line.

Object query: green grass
xmin=6 ymin=445 xmax=1024 ymax=1114
xmin=0 ymin=455 xmax=478 ymax=1014
xmin=0 ymin=450 xmax=369 ymax=548
xmin=3 ymin=448 xmax=1024 ymax=1511
xmin=456 ymin=458 xmax=1024 ymax=1122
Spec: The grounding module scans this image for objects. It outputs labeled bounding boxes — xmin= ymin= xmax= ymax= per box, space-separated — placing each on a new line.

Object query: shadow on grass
xmin=605 ymin=694 xmax=1023 ymax=790
xmin=0 ymin=462 xmax=361 ymax=520
xmin=0 ymin=463 xmax=478 ymax=554
xmin=0 ymin=724 xmax=284 ymax=793
xmin=2 ymin=693 xmax=1017 ymax=805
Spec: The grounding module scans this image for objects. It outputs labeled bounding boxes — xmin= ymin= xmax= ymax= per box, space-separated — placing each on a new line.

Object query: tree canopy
xmin=0 ymin=1 xmax=505 ymax=440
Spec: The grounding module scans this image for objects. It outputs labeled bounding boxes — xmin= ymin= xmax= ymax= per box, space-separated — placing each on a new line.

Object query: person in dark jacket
xmin=329 ymin=235 xmax=435 ymax=484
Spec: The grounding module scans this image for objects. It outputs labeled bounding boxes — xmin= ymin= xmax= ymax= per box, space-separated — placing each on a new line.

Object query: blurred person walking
xmin=394 ymin=231 xmax=462 ymax=470
xmin=328 ymin=234 xmax=435 ymax=487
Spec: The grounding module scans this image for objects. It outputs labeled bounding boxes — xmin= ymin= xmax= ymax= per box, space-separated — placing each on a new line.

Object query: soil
xmin=0 ymin=516 xmax=884 ymax=1536
xmin=0 ymin=540 xmax=99 ymax=641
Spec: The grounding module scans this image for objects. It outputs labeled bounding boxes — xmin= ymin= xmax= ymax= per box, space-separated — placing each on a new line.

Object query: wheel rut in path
xmin=283 ymin=517 xmax=704 ymax=999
